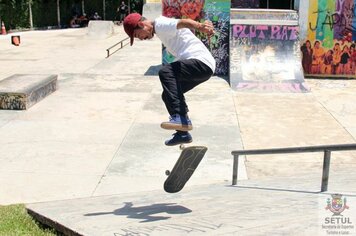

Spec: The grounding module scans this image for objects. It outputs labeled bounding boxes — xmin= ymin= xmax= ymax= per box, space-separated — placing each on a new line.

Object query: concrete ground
xmin=26 ymin=172 xmax=356 ymax=236
xmin=1 ymin=25 xmax=356 ymax=235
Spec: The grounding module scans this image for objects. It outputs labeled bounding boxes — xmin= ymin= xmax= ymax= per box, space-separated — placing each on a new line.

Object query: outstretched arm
xmin=177 ymin=18 xmax=215 ymax=37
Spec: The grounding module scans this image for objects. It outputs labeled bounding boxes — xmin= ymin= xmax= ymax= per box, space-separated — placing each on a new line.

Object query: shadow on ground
xmin=84 ymin=202 xmax=192 ymax=223
xmin=144 ymin=65 xmax=162 ymax=76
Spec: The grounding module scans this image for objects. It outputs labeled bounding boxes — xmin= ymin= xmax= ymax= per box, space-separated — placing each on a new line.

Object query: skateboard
xmin=164 ymin=145 xmax=207 ymax=193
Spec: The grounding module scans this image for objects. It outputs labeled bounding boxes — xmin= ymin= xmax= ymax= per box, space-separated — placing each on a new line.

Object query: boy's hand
xmin=198 ymin=20 xmax=215 ymax=37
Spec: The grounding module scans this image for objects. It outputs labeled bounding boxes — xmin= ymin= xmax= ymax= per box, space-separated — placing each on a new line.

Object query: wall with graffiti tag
xmin=303 ymin=0 xmax=356 ymax=77
xmin=230 ymin=24 xmax=308 ymax=92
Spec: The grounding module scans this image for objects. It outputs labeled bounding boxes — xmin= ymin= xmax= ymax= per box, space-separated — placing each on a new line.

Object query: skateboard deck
xmin=164 ymin=146 xmax=207 ymax=193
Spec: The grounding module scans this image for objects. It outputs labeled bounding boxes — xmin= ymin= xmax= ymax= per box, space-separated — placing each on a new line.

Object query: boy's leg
xmin=159 ymin=59 xmax=213 ymax=116
xmin=158 ymin=59 xmax=213 ymax=132
xmin=119 ymin=13 xmax=124 ymax=23
xmin=161 ymin=91 xmax=176 ymax=116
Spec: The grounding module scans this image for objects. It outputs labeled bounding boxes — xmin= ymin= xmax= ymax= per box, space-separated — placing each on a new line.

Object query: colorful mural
xmin=162 ymin=0 xmax=230 ymax=76
xmin=303 ymin=0 xmax=356 ymax=77
xmin=230 ymin=24 xmax=308 ymax=92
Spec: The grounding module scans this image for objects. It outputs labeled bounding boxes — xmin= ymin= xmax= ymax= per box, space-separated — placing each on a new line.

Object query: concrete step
xmin=0 ymin=74 xmax=57 ymax=110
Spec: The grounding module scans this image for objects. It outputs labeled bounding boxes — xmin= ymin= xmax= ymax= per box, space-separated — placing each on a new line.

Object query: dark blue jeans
xmin=158 ymin=59 xmax=213 ymax=116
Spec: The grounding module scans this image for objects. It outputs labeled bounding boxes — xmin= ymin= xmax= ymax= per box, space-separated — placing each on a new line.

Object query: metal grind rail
xmin=231 ymin=143 xmax=356 ymax=192
xmin=106 ymin=37 xmax=129 ymax=58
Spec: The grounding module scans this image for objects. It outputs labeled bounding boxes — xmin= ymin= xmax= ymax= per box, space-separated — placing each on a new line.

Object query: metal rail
xmin=231 ymin=143 xmax=356 ymax=192
xmin=106 ymin=37 xmax=130 ymax=58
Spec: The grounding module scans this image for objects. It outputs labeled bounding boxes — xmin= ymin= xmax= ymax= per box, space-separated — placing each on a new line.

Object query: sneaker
xmin=165 ymin=131 xmax=193 ymax=146
xmin=161 ymin=114 xmax=193 ymax=131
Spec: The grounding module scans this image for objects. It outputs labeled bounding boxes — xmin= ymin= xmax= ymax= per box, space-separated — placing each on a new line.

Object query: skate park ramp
xmin=142 ymin=0 xmax=162 ymax=21
xmin=87 ymin=20 xmax=115 ymax=39
xmin=230 ymin=9 xmax=309 ymax=93
xmin=0 ymin=28 xmax=245 ymax=205
xmin=0 ymin=27 xmax=356 ymax=235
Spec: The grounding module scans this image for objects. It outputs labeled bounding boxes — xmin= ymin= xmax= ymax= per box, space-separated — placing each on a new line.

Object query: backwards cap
xmin=123 ymin=13 xmax=142 ymax=46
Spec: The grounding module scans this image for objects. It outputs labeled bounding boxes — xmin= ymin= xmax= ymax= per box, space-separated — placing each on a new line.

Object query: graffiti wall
xmin=303 ymin=0 xmax=356 ymax=77
xmin=162 ymin=0 xmax=230 ymax=76
xmin=230 ymin=24 xmax=308 ymax=92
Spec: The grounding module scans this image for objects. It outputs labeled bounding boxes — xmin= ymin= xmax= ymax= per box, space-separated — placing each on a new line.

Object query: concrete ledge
xmin=87 ymin=20 xmax=114 ymax=39
xmin=0 ymin=74 xmax=57 ymax=110
xmin=143 ymin=3 xmax=162 ymax=20
xmin=27 ymin=208 xmax=82 ymax=236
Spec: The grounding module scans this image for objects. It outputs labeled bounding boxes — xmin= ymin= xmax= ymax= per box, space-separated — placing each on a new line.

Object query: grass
xmin=0 ymin=204 xmax=57 ymax=236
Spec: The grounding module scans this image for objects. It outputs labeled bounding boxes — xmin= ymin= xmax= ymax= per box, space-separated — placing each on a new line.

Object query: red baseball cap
xmin=123 ymin=13 xmax=142 ymax=46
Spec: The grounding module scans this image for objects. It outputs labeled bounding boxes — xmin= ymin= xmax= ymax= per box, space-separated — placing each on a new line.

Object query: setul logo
xmin=325 ymin=194 xmax=349 ymax=216
xmin=322 ymin=194 xmax=355 ymax=235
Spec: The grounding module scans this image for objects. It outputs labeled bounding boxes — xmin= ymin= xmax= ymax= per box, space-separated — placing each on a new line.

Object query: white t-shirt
xmin=154 ymin=16 xmax=216 ymax=73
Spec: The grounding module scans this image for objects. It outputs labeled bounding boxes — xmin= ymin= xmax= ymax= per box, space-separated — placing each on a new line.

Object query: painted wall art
xmin=230 ymin=24 xmax=308 ymax=92
xmin=162 ymin=0 xmax=230 ymax=76
xmin=303 ymin=0 xmax=356 ymax=77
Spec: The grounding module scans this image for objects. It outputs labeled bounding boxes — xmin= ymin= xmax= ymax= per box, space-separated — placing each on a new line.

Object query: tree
xmin=28 ymin=0 xmax=33 ymax=28
xmin=81 ymin=0 xmax=85 ymax=15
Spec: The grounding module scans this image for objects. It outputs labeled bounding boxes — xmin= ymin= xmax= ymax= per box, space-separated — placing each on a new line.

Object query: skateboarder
xmin=123 ymin=13 xmax=216 ymax=146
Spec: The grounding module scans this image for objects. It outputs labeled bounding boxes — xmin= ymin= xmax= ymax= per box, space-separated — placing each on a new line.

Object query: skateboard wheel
xmin=165 ymin=170 xmax=170 ymax=176
xmin=179 ymin=144 xmax=185 ymax=150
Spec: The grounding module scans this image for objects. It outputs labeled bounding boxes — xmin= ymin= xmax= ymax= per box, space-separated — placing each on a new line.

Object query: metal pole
xmin=232 ymin=155 xmax=239 ymax=185
xmin=57 ymin=0 xmax=61 ymax=28
xmin=82 ymin=0 xmax=85 ymax=15
xmin=321 ymin=150 xmax=331 ymax=192
xmin=103 ymin=0 xmax=106 ymax=20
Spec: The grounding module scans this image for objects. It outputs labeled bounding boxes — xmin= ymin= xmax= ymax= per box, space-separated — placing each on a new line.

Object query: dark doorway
xmin=260 ymin=0 xmax=294 ymax=9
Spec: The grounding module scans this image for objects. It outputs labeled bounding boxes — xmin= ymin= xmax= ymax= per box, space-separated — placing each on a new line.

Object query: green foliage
xmin=130 ymin=0 xmax=143 ymax=13
xmin=0 ymin=0 xmax=30 ymax=29
xmin=32 ymin=0 xmax=57 ymax=27
xmin=0 ymin=0 xmax=143 ymax=30
xmin=0 ymin=204 xmax=56 ymax=236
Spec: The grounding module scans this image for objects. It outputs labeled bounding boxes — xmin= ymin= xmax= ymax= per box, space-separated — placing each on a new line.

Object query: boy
xmin=123 ymin=13 xmax=215 ymax=145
